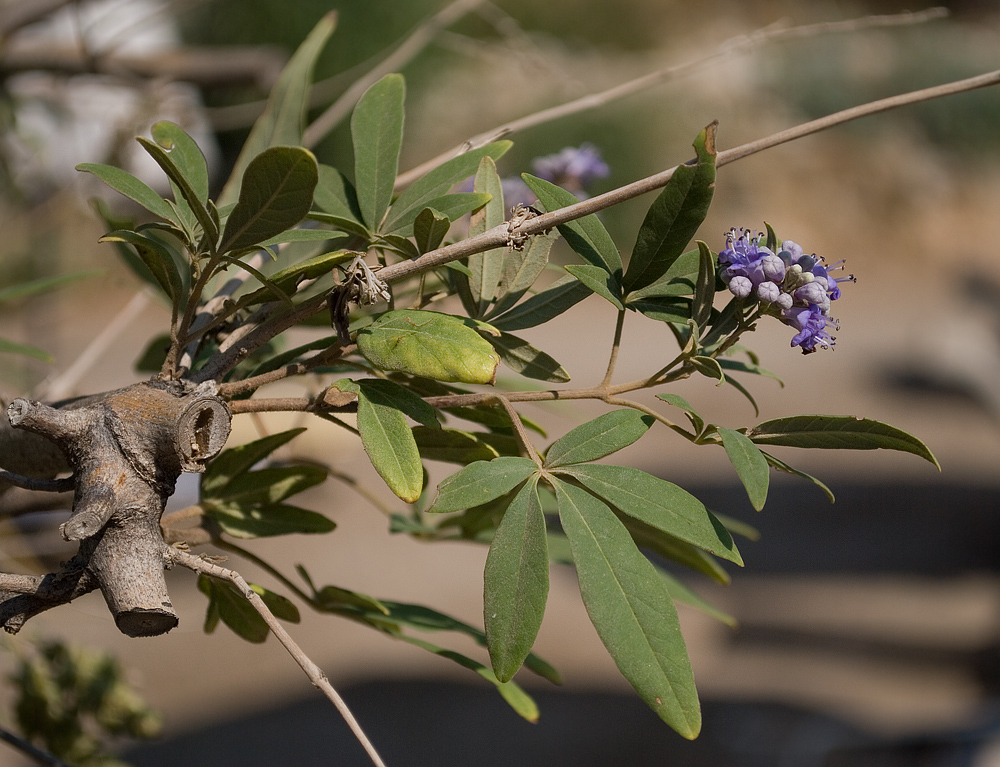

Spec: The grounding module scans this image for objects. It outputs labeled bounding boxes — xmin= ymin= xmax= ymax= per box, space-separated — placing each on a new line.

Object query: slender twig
xmin=378 ymin=68 xmax=1000 ymax=286
xmin=601 ymin=310 xmax=627 ymax=388
xmin=39 ymin=290 xmax=152 ymax=402
xmin=169 ymin=548 xmax=388 ymax=767
xmin=303 ymin=0 xmax=486 ymax=148
xmin=494 ymin=395 xmax=541 ymax=466
xmin=196 ymin=67 xmax=1000 ymax=384
xmin=0 ymin=471 xmax=74 ymax=494
xmin=394 ymin=7 xmax=948 ymax=190
xmin=213 ymin=540 xmax=313 ymax=604
xmin=217 ymin=342 xmax=354 ymax=399
xmin=0 ymin=723 xmax=73 ymax=767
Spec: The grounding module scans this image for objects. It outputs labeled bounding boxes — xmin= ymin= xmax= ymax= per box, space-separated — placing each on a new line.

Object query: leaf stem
xmin=494 ymin=395 xmax=542 ymax=466
xmin=601 ymin=309 xmax=626 ymax=387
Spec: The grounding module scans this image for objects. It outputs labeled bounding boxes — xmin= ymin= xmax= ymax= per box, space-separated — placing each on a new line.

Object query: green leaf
xmin=413 ymin=208 xmax=451 ymax=254
xmin=136 ymin=136 xmax=218 ymax=247
xmin=553 ymin=479 xmax=700 ymax=738
xmin=352 ymin=380 xmax=425 ymax=503
xmin=656 ymin=393 xmax=705 ymax=436
xmin=554 ymin=463 xmax=741 ymax=565
xmin=467 ymin=157 xmax=507 ymax=314
xmin=623 ymin=516 xmax=732 ymax=584
xmin=198 ymin=576 xmax=269 ymax=643
xmin=219 ymin=12 xmax=335 ymax=206
xmin=628 ymin=296 xmax=691 ymax=324
xmin=544 ymin=409 xmax=654 ymax=468
xmin=206 ymin=502 xmax=335 ymax=539
xmin=564 ymin=264 xmax=623 ymax=309
xmin=427 ymin=456 xmax=538 ymax=513
xmin=202 ymin=428 xmax=306 ymax=495
xmin=0 ymin=337 xmax=53 ymax=362
xmin=352 ymin=73 xmax=405 ymax=230
xmin=219 ymin=147 xmax=319 ymax=253
xmin=625 ymin=249 xmax=699 ymax=301
xmin=99 ymin=230 xmax=183 ymax=304
xmin=490 ymin=230 xmax=559 ymax=317
xmin=252 ymin=585 xmax=301 ymax=623
xmin=760 ymin=450 xmax=836 ymax=502
xmin=306 ymin=211 xmax=371 ymax=239
xmin=396 ymin=192 xmax=491 ymax=237
xmin=690 ymin=355 xmax=724 ymax=385
xmin=383 ymin=140 xmax=512 ymax=233
xmin=398 ymin=634 xmax=540 ymax=722
xmin=314 ymin=164 xmax=364 ymax=224
xmin=358 ymin=378 xmax=440 ymax=429
xmin=76 ymin=163 xmax=176 ymax=221
xmin=240 ymin=250 xmax=352 ymax=306
xmin=522 ymin=173 xmax=621 ymax=275
xmin=658 ymin=568 xmax=736 ymax=628
xmin=210 ymin=465 xmax=327 ymax=506
xmin=256 ymin=229 xmax=349 ymax=248
xmin=692 ymin=241 xmax=716 ymax=329
xmin=356 ymin=309 xmax=500 ymax=384
xmin=489 ymin=332 xmax=570 ymax=382
xmin=489 ymin=274 xmax=592 ymax=332
xmin=151 ymin=121 xmax=209 ymax=204
xmin=622 ymin=124 xmax=717 ymax=294
xmin=485 ymin=477 xmax=549 ymax=682
xmin=748 ymin=415 xmax=940 ymax=468
xmin=412 ymin=426 xmax=509 ymax=464
xmin=717 ymin=427 xmax=770 ymax=511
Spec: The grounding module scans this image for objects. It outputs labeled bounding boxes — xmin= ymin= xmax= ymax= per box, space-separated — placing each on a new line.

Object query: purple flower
xmin=719 ymin=229 xmax=783 ymax=300
xmin=781 ymin=304 xmax=838 ymax=353
xmin=719 ymin=226 xmax=854 ymax=354
xmin=532 ymin=144 xmax=610 ymax=198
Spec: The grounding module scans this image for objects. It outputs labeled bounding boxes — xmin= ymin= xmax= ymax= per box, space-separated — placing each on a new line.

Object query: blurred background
xmin=1 ymin=0 xmax=1000 ymax=764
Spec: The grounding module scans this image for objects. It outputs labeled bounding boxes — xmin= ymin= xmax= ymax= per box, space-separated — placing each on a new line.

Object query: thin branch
xmin=169 ymin=548 xmax=388 ymax=767
xmin=0 ymin=470 xmax=74 ymax=494
xmin=601 ymin=310 xmax=627 ymax=387
xmin=494 ymin=395 xmax=541 ymax=466
xmin=394 ymin=7 xmax=949 ymax=189
xmin=303 ymin=0 xmax=487 ymax=148
xmin=217 ymin=342 xmax=353 ymax=399
xmin=0 ymin=723 xmax=73 ymax=767
xmin=196 ymin=67 xmax=1000 ymax=384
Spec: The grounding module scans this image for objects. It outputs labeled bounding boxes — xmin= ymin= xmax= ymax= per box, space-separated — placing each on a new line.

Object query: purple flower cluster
xmin=718 ymin=228 xmax=854 ymax=353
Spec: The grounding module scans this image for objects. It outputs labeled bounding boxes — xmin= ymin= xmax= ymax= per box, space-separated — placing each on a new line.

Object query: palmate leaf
xmin=717 ymin=427 xmax=770 ymax=511
xmin=219 ymin=147 xmax=319 ymax=253
xmin=553 ymin=478 xmax=700 ymax=738
xmin=748 ymin=415 xmax=940 ymax=468
xmin=356 ymin=309 xmax=500 ymax=384
xmin=622 ymin=123 xmax=717 ymax=295
xmin=219 ymin=12 xmax=336 ymax=206
xmin=552 ymin=463 xmax=742 ymax=565
xmin=543 ymin=409 xmax=654 ymax=468
xmin=484 ymin=476 xmax=549 ymax=682
xmin=352 ymin=73 xmax=405 ymax=230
